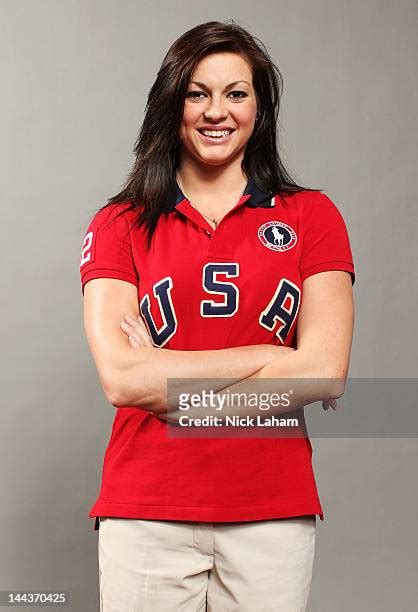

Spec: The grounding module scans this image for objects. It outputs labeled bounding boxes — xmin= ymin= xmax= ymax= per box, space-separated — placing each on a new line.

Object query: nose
xmin=203 ymin=95 xmax=228 ymax=122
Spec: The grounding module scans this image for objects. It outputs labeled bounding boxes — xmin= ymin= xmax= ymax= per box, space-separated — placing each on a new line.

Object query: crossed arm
xmin=83 ymin=270 xmax=354 ymax=422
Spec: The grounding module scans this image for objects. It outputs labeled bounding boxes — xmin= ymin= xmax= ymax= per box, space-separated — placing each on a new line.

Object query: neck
xmin=176 ymin=157 xmax=249 ymax=228
xmin=176 ymin=157 xmax=248 ymax=200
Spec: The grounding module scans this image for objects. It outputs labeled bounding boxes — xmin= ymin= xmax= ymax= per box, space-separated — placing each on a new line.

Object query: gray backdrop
xmin=1 ymin=0 xmax=417 ymax=610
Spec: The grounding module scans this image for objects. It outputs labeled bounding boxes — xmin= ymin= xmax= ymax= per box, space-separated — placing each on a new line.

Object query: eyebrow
xmin=189 ymin=80 xmax=251 ymax=90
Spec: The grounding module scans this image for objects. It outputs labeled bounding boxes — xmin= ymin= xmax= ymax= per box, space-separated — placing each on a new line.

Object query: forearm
xmin=112 ymin=343 xmax=295 ymax=411
xmin=162 ymin=348 xmax=345 ymax=424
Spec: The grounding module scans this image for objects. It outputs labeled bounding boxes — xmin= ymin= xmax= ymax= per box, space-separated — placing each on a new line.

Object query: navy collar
xmin=171 ymin=177 xmax=275 ymax=210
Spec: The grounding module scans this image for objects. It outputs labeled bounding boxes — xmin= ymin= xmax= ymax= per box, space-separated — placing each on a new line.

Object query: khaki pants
xmin=98 ymin=515 xmax=316 ymax=611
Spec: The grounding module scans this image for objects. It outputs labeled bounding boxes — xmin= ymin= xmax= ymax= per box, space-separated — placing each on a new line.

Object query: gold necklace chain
xmin=176 ymin=174 xmax=247 ymax=228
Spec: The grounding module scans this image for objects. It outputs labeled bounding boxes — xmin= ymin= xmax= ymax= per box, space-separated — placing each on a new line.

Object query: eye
xmin=228 ymin=90 xmax=248 ymax=100
xmin=186 ymin=90 xmax=206 ymax=100
xmin=185 ymin=90 xmax=249 ymax=101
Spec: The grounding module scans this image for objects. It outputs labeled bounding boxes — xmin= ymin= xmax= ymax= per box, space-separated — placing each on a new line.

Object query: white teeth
xmin=201 ymin=129 xmax=232 ymax=137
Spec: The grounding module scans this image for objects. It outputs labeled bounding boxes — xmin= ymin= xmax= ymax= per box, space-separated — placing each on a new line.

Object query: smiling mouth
xmin=196 ymin=129 xmax=236 ymax=142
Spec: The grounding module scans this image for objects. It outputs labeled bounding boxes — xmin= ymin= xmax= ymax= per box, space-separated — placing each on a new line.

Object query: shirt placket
xmin=175 ymin=194 xmax=251 ymax=259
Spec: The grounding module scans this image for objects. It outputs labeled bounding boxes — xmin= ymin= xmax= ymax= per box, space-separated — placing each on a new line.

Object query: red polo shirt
xmin=80 ymin=178 xmax=355 ymax=529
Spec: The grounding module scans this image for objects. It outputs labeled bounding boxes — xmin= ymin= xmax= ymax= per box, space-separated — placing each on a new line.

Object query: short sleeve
xmin=299 ymin=192 xmax=355 ymax=285
xmin=79 ymin=203 xmax=139 ymax=295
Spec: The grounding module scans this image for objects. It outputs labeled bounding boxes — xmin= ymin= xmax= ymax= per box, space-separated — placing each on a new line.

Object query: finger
xmin=130 ymin=314 xmax=152 ymax=338
xmin=122 ymin=320 xmax=153 ymax=347
xmin=125 ymin=314 xmax=153 ymax=345
xmin=138 ymin=319 xmax=154 ymax=346
xmin=135 ymin=329 xmax=153 ymax=347
xmin=322 ymin=399 xmax=339 ymax=411
xmin=123 ymin=315 xmax=151 ymax=339
xmin=120 ymin=320 xmax=132 ymax=336
xmin=128 ymin=335 xmax=140 ymax=348
xmin=121 ymin=320 xmax=141 ymax=343
xmin=125 ymin=314 xmax=147 ymax=329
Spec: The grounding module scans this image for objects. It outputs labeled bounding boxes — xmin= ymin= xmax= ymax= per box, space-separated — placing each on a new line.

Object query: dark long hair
xmin=99 ymin=20 xmax=320 ymax=247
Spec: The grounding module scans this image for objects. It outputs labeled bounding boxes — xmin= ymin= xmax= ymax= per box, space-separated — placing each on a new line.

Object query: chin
xmin=197 ymin=154 xmax=234 ymax=166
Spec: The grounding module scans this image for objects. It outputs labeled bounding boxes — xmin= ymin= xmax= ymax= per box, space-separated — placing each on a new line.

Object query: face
xmin=179 ymin=52 xmax=258 ymax=167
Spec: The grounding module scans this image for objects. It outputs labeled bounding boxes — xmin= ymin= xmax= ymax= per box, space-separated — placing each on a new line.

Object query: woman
xmin=80 ymin=20 xmax=354 ymax=612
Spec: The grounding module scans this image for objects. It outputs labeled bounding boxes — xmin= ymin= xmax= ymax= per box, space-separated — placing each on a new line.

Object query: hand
xmin=120 ymin=313 xmax=154 ymax=348
xmin=322 ymin=398 xmax=338 ymax=411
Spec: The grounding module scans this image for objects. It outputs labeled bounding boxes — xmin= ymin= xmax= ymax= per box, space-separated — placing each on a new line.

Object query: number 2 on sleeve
xmin=80 ymin=231 xmax=94 ymax=266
